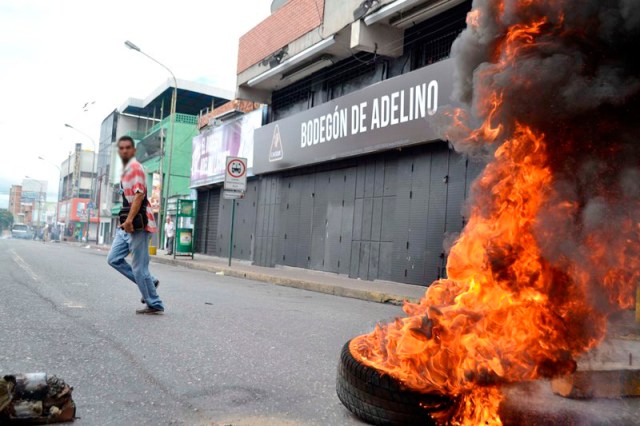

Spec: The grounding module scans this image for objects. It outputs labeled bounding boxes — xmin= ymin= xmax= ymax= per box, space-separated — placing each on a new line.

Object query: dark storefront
xmin=252 ymin=142 xmax=483 ymax=285
xmin=192 ymin=109 xmax=264 ymax=260
xmin=195 ymin=181 xmax=259 ymax=260
xmin=196 ymin=2 xmax=478 ymax=286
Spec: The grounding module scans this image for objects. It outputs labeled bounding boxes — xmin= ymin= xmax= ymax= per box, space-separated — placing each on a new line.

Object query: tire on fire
xmin=336 ymin=340 xmax=455 ymax=426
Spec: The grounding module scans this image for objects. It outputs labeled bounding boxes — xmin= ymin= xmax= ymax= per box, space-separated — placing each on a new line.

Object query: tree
xmin=0 ymin=209 xmax=13 ymax=233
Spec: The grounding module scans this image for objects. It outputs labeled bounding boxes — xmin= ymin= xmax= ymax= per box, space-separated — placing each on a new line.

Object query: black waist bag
xmin=119 ymin=185 xmax=149 ymax=231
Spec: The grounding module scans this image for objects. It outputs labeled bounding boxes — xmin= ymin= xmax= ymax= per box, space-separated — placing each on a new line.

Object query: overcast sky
xmin=0 ymin=0 xmax=271 ymax=208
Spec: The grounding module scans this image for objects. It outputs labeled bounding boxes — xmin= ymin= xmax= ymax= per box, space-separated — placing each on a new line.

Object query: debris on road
xmin=0 ymin=373 xmax=76 ymax=423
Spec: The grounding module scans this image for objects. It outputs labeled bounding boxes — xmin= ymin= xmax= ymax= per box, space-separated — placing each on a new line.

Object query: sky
xmin=0 ymin=0 xmax=271 ymax=208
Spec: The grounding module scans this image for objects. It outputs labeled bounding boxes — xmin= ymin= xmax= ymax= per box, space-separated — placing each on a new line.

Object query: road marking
xmin=10 ymin=249 xmax=40 ymax=282
xmin=10 ymin=249 xmax=86 ymax=309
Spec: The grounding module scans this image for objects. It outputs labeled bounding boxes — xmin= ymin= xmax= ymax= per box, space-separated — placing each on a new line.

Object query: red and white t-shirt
xmin=121 ymin=158 xmax=158 ymax=233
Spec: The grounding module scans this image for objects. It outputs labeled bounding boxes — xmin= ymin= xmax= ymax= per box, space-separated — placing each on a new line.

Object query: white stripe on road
xmin=10 ymin=249 xmax=40 ymax=282
xmin=10 ymin=249 xmax=85 ymax=309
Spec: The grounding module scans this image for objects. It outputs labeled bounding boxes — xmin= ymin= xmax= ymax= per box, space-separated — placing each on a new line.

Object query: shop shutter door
xmin=339 ymin=168 xmax=357 ymax=275
xmin=406 ymin=153 xmax=431 ymax=285
xmin=296 ymin=174 xmax=314 ymax=269
xmin=311 ymin=171 xmax=330 ymax=271
xmin=195 ymin=190 xmax=208 ymax=254
xmin=206 ymin=188 xmax=220 ymax=256
xmin=424 ymin=149 xmax=449 ymax=282
xmin=281 ymin=177 xmax=300 ymax=267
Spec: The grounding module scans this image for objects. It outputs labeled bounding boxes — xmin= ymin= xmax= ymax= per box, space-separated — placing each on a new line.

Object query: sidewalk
xmin=73 ymin=242 xmax=426 ymax=305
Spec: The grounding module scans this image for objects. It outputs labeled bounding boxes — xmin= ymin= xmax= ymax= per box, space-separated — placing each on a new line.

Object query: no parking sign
xmin=224 ymin=157 xmax=247 ymax=192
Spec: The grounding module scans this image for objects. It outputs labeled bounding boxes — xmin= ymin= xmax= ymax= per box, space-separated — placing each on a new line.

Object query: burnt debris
xmin=0 ymin=373 xmax=76 ymax=424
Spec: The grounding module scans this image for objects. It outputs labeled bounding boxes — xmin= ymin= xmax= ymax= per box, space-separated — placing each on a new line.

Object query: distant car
xmin=11 ymin=223 xmax=33 ymax=240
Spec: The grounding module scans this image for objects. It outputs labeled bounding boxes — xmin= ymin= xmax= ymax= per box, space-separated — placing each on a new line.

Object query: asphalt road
xmin=0 ymin=239 xmax=403 ymax=426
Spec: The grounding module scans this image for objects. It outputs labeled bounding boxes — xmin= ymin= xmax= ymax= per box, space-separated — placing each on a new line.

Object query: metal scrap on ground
xmin=0 ymin=373 xmax=76 ymax=424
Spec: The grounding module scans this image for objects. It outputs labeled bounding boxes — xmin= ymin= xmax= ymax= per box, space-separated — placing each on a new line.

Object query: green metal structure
xmin=128 ymin=113 xmax=200 ymax=246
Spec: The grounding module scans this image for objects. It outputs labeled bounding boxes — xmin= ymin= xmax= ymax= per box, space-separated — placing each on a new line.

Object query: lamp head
xmin=124 ymin=40 xmax=141 ymax=51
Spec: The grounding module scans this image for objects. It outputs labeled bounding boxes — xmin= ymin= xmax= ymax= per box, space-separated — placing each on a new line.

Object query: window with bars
xmin=406 ymin=0 xmax=471 ymax=70
xmin=271 ymin=79 xmax=312 ymax=116
xmin=326 ymin=53 xmax=379 ymax=100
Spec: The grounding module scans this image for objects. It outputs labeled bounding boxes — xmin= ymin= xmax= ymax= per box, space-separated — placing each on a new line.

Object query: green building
xmin=116 ymin=80 xmax=232 ymax=246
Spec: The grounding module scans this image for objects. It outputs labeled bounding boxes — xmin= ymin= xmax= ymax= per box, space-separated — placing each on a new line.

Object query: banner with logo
xmin=72 ymin=199 xmax=97 ymax=222
xmin=253 ymin=59 xmax=456 ymax=174
xmin=150 ymin=173 xmax=161 ymax=213
xmin=191 ymin=108 xmax=264 ymax=188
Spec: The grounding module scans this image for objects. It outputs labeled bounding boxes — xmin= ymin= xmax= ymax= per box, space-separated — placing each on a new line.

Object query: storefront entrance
xmin=254 ymin=143 xmax=484 ymax=286
xmin=195 ymin=187 xmax=221 ymax=256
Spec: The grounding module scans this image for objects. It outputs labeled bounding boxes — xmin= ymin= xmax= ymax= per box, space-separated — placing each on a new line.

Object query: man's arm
xmin=122 ymin=192 xmax=145 ymax=232
xmin=127 ymin=192 xmax=145 ymax=219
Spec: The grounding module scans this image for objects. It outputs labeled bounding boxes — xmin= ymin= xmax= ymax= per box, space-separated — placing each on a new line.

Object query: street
xmin=0 ymin=239 xmax=402 ymax=425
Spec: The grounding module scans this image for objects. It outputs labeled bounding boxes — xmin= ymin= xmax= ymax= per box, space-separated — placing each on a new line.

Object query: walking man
xmin=164 ymin=216 xmax=175 ymax=255
xmin=107 ymin=136 xmax=164 ymax=315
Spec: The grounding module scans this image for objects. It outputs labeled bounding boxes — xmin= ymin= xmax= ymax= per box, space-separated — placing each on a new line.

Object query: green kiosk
xmin=175 ymin=199 xmax=196 ymax=259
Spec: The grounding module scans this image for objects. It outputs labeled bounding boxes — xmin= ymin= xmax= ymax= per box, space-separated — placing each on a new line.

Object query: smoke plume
xmin=351 ymin=1 xmax=640 ymax=424
xmin=446 ymin=0 xmax=640 ymax=314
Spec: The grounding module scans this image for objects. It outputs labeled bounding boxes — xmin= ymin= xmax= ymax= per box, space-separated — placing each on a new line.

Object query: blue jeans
xmin=108 ymin=229 xmax=164 ymax=310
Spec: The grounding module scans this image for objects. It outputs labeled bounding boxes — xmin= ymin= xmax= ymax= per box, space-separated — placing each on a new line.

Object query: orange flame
xmin=350 ymin=3 xmax=638 ymax=425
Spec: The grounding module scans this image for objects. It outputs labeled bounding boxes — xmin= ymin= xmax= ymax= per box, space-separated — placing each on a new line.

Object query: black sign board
xmin=253 ymin=59 xmax=455 ymax=174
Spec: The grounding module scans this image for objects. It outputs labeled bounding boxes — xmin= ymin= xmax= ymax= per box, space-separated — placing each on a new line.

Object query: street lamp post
xmin=65 ymin=124 xmax=98 ymax=243
xmin=124 ymin=40 xmax=177 ymax=247
xmin=38 ymin=156 xmax=62 ymax=172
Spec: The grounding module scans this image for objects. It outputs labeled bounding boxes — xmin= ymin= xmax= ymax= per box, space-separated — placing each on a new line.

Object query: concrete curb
xmin=149 ymin=256 xmax=415 ymax=306
xmin=69 ymin=241 xmax=416 ymax=305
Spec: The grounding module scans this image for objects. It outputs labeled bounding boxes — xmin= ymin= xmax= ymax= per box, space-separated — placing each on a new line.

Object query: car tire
xmin=336 ymin=340 xmax=456 ymax=426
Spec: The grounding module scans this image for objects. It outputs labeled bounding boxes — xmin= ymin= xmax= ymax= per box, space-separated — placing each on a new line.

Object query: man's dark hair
xmin=117 ymin=136 xmax=135 ymax=148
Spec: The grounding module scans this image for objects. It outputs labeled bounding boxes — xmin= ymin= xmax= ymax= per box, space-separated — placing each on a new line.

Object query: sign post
xmin=224 ymin=157 xmax=247 ymax=266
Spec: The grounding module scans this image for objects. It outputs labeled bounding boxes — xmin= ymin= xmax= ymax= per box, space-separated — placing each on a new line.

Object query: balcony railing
xmin=146 ymin=113 xmax=198 ymax=135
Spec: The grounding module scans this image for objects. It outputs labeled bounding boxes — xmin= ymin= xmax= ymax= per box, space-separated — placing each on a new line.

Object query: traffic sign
xmin=223 ymin=190 xmax=244 ymax=200
xmin=224 ymin=157 xmax=248 ymax=191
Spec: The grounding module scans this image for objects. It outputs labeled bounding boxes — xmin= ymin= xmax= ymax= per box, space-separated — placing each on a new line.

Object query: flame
xmin=350 ymin=2 xmax=638 ymax=425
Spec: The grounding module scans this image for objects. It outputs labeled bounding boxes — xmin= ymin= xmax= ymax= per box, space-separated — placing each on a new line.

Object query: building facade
xmin=97 ymin=110 xmax=152 ymax=244
xmin=191 ymin=102 xmax=265 ymax=258
xmin=9 ymin=180 xmax=48 ymax=228
xmin=113 ymin=79 xmax=232 ymax=247
xmin=193 ymin=0 xmax=479 ymax=287
xmin=57 ymin=143 xmax=98 ymax=241
xmin=8 ymin=185 xmax=22 ymax=221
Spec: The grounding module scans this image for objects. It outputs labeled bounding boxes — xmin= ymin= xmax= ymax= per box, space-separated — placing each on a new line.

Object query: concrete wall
xmin=237 ymin=0 xmax=326 ymax=73
xmin=237 ymin=0 xmax=408 ymax=91
xmin=321 ymin=0 xmax=364 ymax=37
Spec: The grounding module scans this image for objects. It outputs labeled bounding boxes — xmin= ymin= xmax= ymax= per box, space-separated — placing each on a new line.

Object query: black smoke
xmin=443 ymin=0 xmax=640 ymax=317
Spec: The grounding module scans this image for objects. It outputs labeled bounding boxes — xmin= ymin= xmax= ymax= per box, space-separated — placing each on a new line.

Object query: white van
xmin=11 ymin=223 xmax=32 ymax=239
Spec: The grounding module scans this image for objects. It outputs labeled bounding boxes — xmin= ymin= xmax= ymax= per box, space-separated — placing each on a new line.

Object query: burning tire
xmin=336 ymin=340 xmax=455 ymax=426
